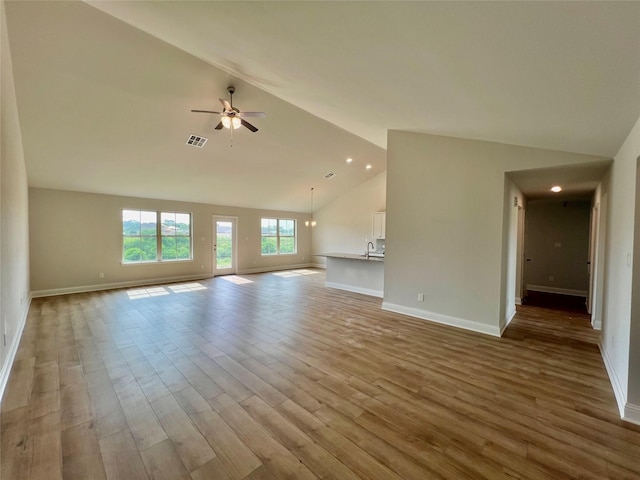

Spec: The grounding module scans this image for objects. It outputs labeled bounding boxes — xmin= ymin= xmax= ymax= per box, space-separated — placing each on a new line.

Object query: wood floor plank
xmin=62 ymin=421 xmax=106 ymax=480
xmin=84 ymin=368 xmax=128 ymax=439
xmin=276 ymin=399 xmax=404 ymax=480
xmin=140 ymin=438 xmax=191 ymax=480
xmin=3 ymin=270 xmax=640 ymax=480
xmin=241 ymin=395 xmax=361 ymax=480
xmin=99 ymin=429 xmax=149 ymax=480
xmin=174 ymin=386 xmax=262 ymax=479
xmin=149 ymin=393 xmax=216 ymax=472
xmin=111 ymin=374 xmax=168 ymax=451
xmin=209 ymin=393 xmax=317 ymax=480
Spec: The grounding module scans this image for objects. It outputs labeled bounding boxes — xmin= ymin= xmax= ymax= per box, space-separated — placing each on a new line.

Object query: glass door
xmin=213 ymin=216 xmax=237 ymax=276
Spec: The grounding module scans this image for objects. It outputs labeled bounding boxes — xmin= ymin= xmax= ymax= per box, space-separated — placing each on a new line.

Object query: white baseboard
xmin=0 ymin=295 xmax=31 ymax=405
xmin=515 ymin=297 xmax=522 ymax=305
xmin=501 ymin=307 xmax=516 ymax=335
xmin=624 ymin=402 xmax=640 ymax=426
xmin=381 ymin=302 xmax=501 ymax=337
xmin=31 ymin=273 xmax=214 ymax=298
xmin=591 ymin=317 xmax=602 ymax=330
xmin=526 ymin=285 xmax=587 ymax=297
xmin=599 ymin=342 xmax=627 ymax=418
xmin=326 ymin=281 xmax=383 ymax=298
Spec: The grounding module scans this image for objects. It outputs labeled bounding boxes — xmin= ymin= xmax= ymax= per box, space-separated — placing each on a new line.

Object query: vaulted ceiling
xmin=5 ymin=1 xmax=639 ymax=210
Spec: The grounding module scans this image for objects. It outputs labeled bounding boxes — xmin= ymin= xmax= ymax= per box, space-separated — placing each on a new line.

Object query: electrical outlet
xmin=418 ymin=293 xmax=424 ymax=302
xmin=99 ymin=272 xmax=104 ymax=278
xmin=548 ymin=275 xmax=554 ymax=281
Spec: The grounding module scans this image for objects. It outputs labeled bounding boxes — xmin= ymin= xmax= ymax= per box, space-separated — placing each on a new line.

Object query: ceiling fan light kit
xmin=191 ymin=85 xmax=265 ymax=134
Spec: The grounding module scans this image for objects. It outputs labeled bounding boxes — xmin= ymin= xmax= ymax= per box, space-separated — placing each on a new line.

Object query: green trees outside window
xmin=261 ymin=218 xmax=296 ymax=255
xmin=123 ymin=210 xmax=192 ymax=263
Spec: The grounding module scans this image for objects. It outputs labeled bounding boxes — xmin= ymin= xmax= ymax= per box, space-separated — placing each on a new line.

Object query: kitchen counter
xmin=316 ymin=253 xmax=384 ymax=297
xmin=318 ymin=252 xmax=384 ymax=262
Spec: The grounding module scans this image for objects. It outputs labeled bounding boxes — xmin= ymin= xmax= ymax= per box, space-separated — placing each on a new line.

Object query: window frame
xmin=261 ymin=217 xmax=297 ymax=256
xmin=122 ymin=209 xmax=193 ymax=264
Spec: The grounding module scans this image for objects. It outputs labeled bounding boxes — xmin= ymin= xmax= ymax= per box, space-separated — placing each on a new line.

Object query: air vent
xmin=324 ymin=172 xmax=336 ymax=180
xmin=186 ymin=135 xmax=207 ymax=148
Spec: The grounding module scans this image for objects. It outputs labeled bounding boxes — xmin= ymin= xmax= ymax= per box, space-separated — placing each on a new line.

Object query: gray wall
xmin=29 ymin=188 xmax=312 ymax=295
xmin=384 ymin=131 xmax=609 ymax=336
xmin=524 ymin=200 xmax=591 ymax=294
xmin=609 ymin=115 xmax=640 ymax=419
xmin=0 ymin=0 xmax=31 ymax=400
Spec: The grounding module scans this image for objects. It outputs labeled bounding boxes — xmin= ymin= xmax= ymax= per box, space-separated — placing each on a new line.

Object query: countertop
xmin=316 ymin=253 xmax=384 ymax=262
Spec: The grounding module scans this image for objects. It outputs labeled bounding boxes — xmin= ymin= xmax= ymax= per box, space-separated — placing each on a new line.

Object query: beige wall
xmin=384 ymin=131 xmax=609 ymax=336
xmin=0 ymin=0 xmax=31 ymax=400
xmin=29 ymin=188 xmax=312 ymax=295
xmin=311 ymin=172 xmax=386 ymax=265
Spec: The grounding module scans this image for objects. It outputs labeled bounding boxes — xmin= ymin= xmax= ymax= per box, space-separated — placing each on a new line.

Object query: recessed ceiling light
xmin=346 ymin=158 xmax=353 ymax=164
xmin=550 ymin=186 xmax=562 ymax=193
xmin=365 ymin=164 xmax=372 ymax=170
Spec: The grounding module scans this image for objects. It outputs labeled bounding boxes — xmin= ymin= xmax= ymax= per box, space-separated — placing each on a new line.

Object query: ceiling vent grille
xmin=186 ymin=135 xmax=207 ymax=148
xmin=324 ymin=172 xmax=336 ymax=180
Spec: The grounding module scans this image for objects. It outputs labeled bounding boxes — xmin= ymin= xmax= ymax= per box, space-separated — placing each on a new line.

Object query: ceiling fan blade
xmin=214 ymin=121 xmax=224 ymax=130
xmin=219 ymin=99 xmax=232 ymax=111
xmin=239 ymin=112 xmax=266 ymax=118
xmin=241 ymin=119 xmax=258 ymax=132
xmin=191 ymin=109 xmax=221 ymax=114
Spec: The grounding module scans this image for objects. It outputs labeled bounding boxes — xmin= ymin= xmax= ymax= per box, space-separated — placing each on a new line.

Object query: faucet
xmin=366 ymin=241 xmax=375 ymax=258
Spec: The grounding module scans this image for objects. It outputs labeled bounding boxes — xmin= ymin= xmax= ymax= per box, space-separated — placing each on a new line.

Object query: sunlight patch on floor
xmin=127 ymin=286 xmax=170 ymax=300
xmin=168 ymin=282 xmax=208 ymax=293
xmin=220 ymin=275 xmax=253 ymax=285
xmin=273 ymin=269 xmax=319 ymax=278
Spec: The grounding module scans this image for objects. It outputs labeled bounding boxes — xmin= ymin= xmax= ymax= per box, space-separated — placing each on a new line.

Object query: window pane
xmin=140 ymin=211 xmax=157 ymax=236
xmin=176 ymin=213 xmax=190 ymax=235
xmin=162 ymin=237 xmax=177 ymax=260
xmin=161 ymin=212 xmax=176 ymax=236
xmin=176 ymin=237 xmax=191 ymax=260
xmin=261 ymin=218 xmax=277 ymax=236
xmin=123 ymin=237 xmax=141 ymax=262
xmin=140 ymin=236 xmax=157 ymax=260
xmin=261 ymin=237 xmax=277 ymax=255
xmin=123 ymin=210 xmax=141 ymax=235
xmin=279 ymin=219 xmax=294 ymax=236
xmin=279 ymin=237 xmax=295 ymax=254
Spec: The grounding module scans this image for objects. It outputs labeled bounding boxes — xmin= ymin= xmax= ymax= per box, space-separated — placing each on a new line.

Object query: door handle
xmin=526 ymin=258 xmax=532 ymax=262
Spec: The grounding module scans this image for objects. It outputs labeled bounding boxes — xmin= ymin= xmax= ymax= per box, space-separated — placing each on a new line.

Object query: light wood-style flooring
xmin=2 ymin=268 xmax=640 ymax=479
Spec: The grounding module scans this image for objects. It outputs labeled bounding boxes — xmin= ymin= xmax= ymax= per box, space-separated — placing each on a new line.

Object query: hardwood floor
xmin=2 ymin=268 xmax=640 ymax=479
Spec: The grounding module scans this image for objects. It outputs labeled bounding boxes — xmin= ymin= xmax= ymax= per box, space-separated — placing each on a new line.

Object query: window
xmin=261 ymin=218 xmax=296 ymax=255
xmin=123 ymin=210 xmax=192 ymax=263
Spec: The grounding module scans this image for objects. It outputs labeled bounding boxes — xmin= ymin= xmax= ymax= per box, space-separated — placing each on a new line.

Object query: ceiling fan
xmin=191 ymin=86 xmax=266 ymax=132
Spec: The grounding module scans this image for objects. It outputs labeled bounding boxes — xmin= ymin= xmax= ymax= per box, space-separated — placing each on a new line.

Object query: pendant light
xmin=305 ymin=187 xmax=316 ymax=227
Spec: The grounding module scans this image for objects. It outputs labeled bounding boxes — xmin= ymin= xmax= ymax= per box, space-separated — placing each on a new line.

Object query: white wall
xmin=600 ymin=116 xmax=639 ymax=418
xmin=29 ymin=188 xmax=312 ymax=295
xmin=0 ymin=0 xmax=31 ymax=402
xmin=384 ymin=131 xmax=609 ymax=336
xmin=500 ymin=178 xmax=524 ymax=331
xmin=591 ymin=176 xmax=608 ymax=330
xmin=311 ymin=172 xmax=386 ymax=265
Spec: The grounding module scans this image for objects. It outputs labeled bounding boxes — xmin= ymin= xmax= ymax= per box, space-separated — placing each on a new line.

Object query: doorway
xmin=213 ymin=216 xmax=237 ymax=276
xmin=521 ymin=200 xmax=591 ymax=314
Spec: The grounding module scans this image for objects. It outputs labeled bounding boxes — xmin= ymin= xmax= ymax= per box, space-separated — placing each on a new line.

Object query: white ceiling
xmin=5 ymin=1 xmax=639 ymax=211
